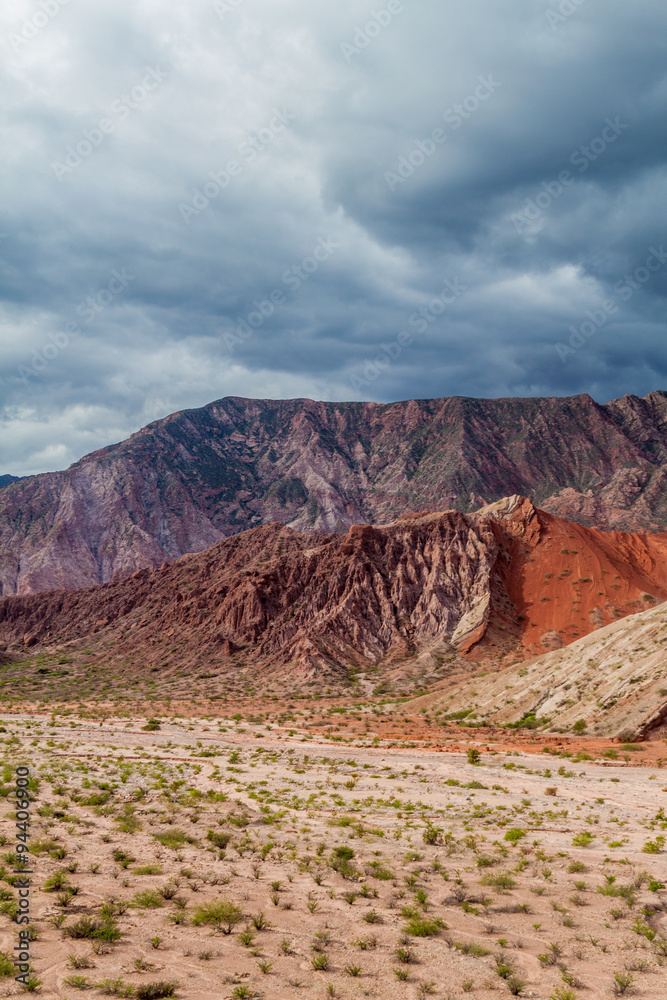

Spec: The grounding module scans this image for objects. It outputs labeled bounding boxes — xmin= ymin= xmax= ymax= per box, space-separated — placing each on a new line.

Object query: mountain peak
xmin=2 ymin=392 xmax=667 ymax=596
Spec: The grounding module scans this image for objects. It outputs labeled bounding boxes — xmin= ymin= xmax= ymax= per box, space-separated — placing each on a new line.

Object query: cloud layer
xmin=1 ymin=0 xmax=666 ymax=475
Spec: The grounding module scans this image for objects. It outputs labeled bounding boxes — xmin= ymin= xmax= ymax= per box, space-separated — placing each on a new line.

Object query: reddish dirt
xmin=7 ymin=695 xmax=667 ymax=766
xmin=501 ymin=502 xmax=667 ymax=655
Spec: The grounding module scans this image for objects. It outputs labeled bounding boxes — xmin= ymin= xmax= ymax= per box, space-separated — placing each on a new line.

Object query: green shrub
xmin=96 ymin=978 xmax=135 ymax=997
xmin=612 ymin=971 xmax=634 ymax=995
xmin=504 ymin=828 xmax=525 ymax=844
xmin=64 ymin=975 xmax=92 ymax=989
xmin=132 ymin=865 xmax=162 ymax=876
xmin=134 ymin=983 xmax=177 ymax=1000
xmin=480 ymin=872 xmax=517 ymax=891
xmin=30 ymin=837 xmax=61 ymax=855
xmin=133 ymin=891 xmax=163 ymax=909
xmin=642 ymin=836 xmax=665 ymax=854
xmin=116 ymin=813 xmax=142 ymax=834
xmin=329 ymin=845 xmax=357 ymax=877
xmin=192 ymin=899 xmax=243 ymax=934
xmin=81 ymin=791 xmax=111 ymax=807
xmin=451 ymin=941 xmax=491 ymax=956
xmin=422 ymin=822 xmax=442 ymax=845
xmin=64 ymin=917 xmax=121 ymax=942
xmin=403 ymin=917 xmax=444 ymax=937
xmin=206 ymin=830 xmax=231 ymax=850
xmin=43 ymin=870 xmax=70 ymax=892
xmin=153 ymin=829 xmax=194 ymax=850
xmin=112 ymin=849 xmax=135 ymax=869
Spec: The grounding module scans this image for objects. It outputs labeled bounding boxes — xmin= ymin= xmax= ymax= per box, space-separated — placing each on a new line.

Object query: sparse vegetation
xmin=0 ymin=689 xmax=660 ymax=999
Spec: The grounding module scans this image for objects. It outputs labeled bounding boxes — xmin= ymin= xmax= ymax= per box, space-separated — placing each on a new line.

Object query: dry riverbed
xmin=0 ymin=714 xmax=665 ymax=1000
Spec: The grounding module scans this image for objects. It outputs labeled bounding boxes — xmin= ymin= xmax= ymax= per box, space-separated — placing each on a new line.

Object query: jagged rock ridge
xmin=1 ymin=498 xmax=667 ymax=685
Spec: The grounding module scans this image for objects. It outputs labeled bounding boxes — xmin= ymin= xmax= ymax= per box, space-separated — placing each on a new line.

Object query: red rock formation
xmin=1 ymin=498 xmax=666 ymax=679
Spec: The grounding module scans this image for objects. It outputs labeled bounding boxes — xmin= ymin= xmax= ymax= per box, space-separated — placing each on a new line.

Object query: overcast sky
xmin=1 ymin=0 xmax=666 ymax=476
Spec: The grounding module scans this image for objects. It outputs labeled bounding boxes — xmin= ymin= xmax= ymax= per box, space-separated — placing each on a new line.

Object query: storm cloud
xmin=1 ymin=0 xmax=666 ymax=474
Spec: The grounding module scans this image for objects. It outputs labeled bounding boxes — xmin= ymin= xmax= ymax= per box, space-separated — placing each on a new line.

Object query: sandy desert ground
xmin=0 ymin=713 xmax=664 ymax=1000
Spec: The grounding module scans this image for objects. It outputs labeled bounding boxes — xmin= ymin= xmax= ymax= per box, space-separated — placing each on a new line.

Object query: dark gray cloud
xmin=1 ymin=0 xmax=666 ymax=475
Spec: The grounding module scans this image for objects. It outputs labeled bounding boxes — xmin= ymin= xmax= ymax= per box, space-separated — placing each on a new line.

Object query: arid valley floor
xmin=0 ymin=710 xmax=665 ymax=1000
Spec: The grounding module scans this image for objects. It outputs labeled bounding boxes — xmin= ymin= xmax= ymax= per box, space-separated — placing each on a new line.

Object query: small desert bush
xmin=134 ymin=983 xmax=177 ymax=1000
xmin=43 ymin=870 xmax=70 ymax=892
xmin=480 ymin=871 xmax=516 ymax=891
xmin=404 ymin=916 xmax=444 ymax=937
xmin=329 ymin=845 xmax=357 ymax=877
xmin=612 ymin=971 xmax=634 ymax=995
xmin=97 ymin=979 xmax=135 ymax=997
xmin=192 ymin=899 xmax=243 ymax=934
xmin=133 ymin=890 xmax=163 ymax=909
xmin=206 ymin=830 xmax=231 ymax=850
xmin=64 ymin=917 xmax=121 ymax=943
xmin=153 ymin=829 xmax=193 ymax=850
xmin=112 ymin=849 xmax=135 ymax=869
xmin=452 ymin=940 xmax=491 ymax=957
xmin=504 ymin=828 xmax=525 ymax=844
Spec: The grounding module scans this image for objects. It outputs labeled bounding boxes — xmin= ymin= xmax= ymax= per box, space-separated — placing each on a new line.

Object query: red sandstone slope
xmin=481 ymin=496 xmax=667 ymax=655
xmin=3 ymin=391 xmax=667 ymax=596
xmin=0 ymin=498 xmax=666 ymax=682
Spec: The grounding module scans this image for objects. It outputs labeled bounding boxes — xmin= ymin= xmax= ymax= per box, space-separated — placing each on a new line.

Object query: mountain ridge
xmin=2 ymin=498 xmax=667 ymax=696
xmin=3 ymin=390 xmax=667 ymax=595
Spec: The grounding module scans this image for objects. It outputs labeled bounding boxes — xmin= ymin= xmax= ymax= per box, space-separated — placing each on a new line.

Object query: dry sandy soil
xmin=0 ymin=714 xmax=664 ymax=1000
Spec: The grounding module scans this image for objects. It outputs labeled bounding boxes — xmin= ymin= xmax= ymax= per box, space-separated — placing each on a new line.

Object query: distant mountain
xmin=0 ymin=476 xmax=19 ymax=490
xmin=1 ymin=498 xmax=666 ymax=694
xmin=2 ymin=390 xmax=667 ymax=595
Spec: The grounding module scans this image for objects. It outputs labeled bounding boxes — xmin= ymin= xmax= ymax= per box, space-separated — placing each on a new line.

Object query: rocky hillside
xmin=409 ymin=600 xmax=667 ymax=741
xmin=1 ymin=498 xmax=666 ymax=688
xmin=2 ymin=390 xmax=667 ymax=594
xmin=0 ymin=476 xmax=18 ymax=490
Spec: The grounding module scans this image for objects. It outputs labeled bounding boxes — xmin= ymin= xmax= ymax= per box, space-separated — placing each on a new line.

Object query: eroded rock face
xmin=2 ymin=390 xmax=667 ymax=595
xmin=1 ymin=497 xmax=667 ymax=681
xmin=0 ymin=508 xmax=517 ymax=676
xmin=420 ymin=599 xmax=667 ymax=740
